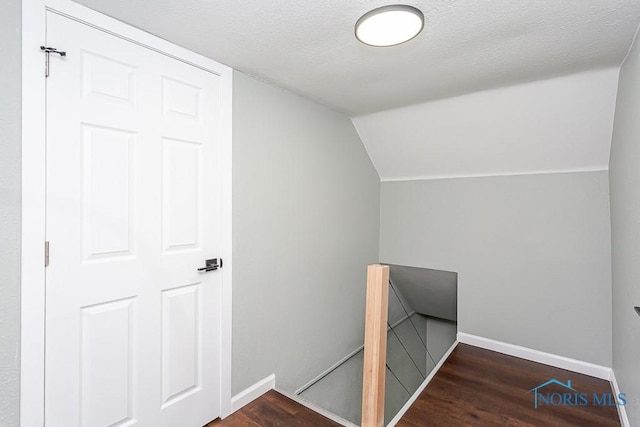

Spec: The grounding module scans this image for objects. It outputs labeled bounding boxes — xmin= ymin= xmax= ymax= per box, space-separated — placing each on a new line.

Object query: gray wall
xmin=380 ymin=171 xmax=612 ymax=366
xmin=232 ymin=71 xmax=380 ymax=394
xmin=0 ymin=0 xmax=21 ymax=425
xmin=610 ymin=29 xmax=640 ymax=424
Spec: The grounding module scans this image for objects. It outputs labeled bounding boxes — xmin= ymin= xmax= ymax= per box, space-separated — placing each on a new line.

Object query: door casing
xmin=20 ymin=1 xmax=234 ymax=425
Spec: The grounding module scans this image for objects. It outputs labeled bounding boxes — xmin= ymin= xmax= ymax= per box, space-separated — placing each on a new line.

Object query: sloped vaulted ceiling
xmin=73 ymin=0 xmax=640 ymax=178
xmin=352 ymin=68 xmax=621 ymax=180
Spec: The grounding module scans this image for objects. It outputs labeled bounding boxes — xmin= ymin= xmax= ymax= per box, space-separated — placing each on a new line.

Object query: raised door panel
xmin=81 ymin=125 xmax=136 ymax=261
xmin=81 ymin=298 xmax=136 ymax=427
xmin=161 ymin=284 xmax=202 ymax=407
xmin=162 ymin=138 xmax=202 ymax=253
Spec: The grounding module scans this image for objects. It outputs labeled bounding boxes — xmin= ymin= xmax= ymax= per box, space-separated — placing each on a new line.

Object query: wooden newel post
xmin=361 ymin=264 xmax=390 ymax=427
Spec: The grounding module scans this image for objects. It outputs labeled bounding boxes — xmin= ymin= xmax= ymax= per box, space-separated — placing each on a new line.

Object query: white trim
xmin=275 ymin=389 xmax=357 ymax=427
xmin=457 ymin=333 xmax=612 ymax=380
xmin=40 ymin=0 xmax=230 ymax=75
xmin=380 ymin=167 xmax=609 ymax=183
xmin=21 ymin=1 xmax=234 ymax=425
xmin=230 ymin=375 xmax=276 ymax=413
xmin=21 ymin=1 xmax=47 ymax=425
xmin=387 ymin=341 xmax=458 ymax=427
xmin=219 ymin=68 xmax=234 ymax=418
xmin=610 ymin=370 xmax=631 ymax=427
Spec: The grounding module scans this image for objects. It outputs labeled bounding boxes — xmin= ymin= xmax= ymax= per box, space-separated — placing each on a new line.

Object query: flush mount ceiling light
xmin=355 ymin=5 xmax=424 ymax=47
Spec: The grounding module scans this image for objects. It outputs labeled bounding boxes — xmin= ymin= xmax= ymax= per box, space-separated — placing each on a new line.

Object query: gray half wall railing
xmin=296 ymin=264 xmax=458 ymax=425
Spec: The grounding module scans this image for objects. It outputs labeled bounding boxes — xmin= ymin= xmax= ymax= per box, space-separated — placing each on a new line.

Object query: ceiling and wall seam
xmin=351 ymin=119 xmax=382 ymax=182
xmin=602 ymin=70 xmax=622 ymax=168
xmin=605 ymin=20 xmax=640 ymax=171
xmin=608 ymin=20 xmax=640 ymax=173
xmin=231 ymin=68 xmax=352 ymax=119
xmin=620 ymin=18 xmax=640 ymax=67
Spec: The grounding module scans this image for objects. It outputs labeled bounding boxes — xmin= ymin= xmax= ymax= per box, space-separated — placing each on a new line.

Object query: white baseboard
xmin=230 ymin=374 xmax=276 ymax=414
xmin=387 ymin=341 xmax=458 ymax=427
xmin=275 ymin=388 xmax=358 ymax=427
xmin=457 ymin=332 xmax=612 ymax=380
xmin=610 ymin=370 xmax=631 ymax=427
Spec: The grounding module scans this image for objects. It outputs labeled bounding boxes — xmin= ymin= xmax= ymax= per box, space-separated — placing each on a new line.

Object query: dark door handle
xmin=197 ymin=258 xmax=222 ymax=272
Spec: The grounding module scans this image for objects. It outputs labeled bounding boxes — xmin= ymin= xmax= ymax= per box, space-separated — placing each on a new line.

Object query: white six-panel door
xmin=45 ymin=11 xmax=223 ymax=426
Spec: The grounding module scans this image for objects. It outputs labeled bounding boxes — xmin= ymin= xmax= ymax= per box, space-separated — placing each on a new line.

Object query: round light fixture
xmin=355 ymin=5 xmax=424 ymax=47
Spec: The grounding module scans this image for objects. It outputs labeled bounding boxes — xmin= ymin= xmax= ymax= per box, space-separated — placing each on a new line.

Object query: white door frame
xmin=21 ymin=1 xmax=234 ymax=424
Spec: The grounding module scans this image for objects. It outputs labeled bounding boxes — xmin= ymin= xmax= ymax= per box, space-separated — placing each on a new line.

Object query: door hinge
xmin=45 ymin=241 xmax=50 ymax=267
xmin=40 ymin=46 xmax=66 ymax=78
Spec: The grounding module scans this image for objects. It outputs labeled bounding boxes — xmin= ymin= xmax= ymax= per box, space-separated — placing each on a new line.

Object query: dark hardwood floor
xmin=205 ymin=390 xmax=342 ymax=427
xmin=398 ymin=343 xmax=621 ymax=427
xmin=205 ymin=344 xmax=620 ymax=426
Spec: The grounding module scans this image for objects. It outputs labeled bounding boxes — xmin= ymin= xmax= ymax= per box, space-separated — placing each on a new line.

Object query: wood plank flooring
xmin=398 ymin=343 xmax=621 ymax=427
xmin=205 ymin=390 xmax=342 ymax=426
xmin=205 ymin=344 xmax=621 ymax=426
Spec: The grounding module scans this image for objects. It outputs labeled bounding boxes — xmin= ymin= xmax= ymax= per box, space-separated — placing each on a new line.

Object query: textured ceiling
xmin=72 ymin=0 xmax=640 ymax=115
